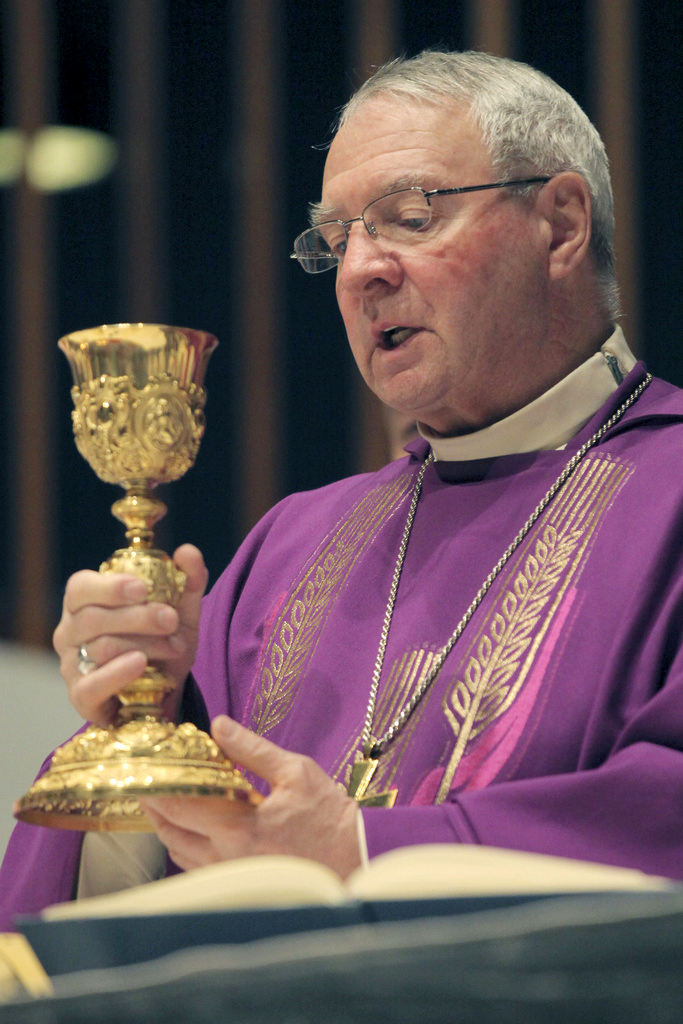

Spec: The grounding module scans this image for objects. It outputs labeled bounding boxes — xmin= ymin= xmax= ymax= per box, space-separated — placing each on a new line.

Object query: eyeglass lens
xmin=295 ymin=189 xmax=434 ymax=272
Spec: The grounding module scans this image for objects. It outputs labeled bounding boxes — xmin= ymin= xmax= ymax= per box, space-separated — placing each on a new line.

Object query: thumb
xmin=173 ymin=543 xmax=208 ymax=619
xmin=173 ymin=543 xmax=208 ymax=595
xmin=212 ymin=715 xmax=292 ymax=785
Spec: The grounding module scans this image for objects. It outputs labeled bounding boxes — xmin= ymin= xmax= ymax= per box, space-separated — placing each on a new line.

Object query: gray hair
xmin=337 ymin=50 xmax=620 ymax=320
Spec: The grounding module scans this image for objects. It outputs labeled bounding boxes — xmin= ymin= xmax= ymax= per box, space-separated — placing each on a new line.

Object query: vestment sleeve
xmin=0 ymin=752 xmax=84 ymax=931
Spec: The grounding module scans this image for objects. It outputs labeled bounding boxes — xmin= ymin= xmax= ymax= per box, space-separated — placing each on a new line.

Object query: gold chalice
xmin=15 ymin=323 xmax=259 ymax=831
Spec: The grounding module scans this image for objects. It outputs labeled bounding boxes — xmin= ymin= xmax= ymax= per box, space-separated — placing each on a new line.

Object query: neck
xmin=419 ymin=324 xmax=635 ymax=462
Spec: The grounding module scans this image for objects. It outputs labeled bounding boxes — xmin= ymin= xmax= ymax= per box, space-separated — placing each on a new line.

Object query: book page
xmin=346 ymin=844 xmax=674 ymax=900
xmin=0 ymin=933 xmax=53 ymax=999
xmin=42 ymin=855 xmax=348 ymax=921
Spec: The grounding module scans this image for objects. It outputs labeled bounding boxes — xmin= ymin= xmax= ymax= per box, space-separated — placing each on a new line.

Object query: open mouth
xmin=381 ymin=326 xmax=418 ymax=349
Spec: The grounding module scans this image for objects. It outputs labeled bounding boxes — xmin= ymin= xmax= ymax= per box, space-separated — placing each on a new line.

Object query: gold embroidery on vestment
xmin=251 ymin=474 xmax=414 ymax=736
xmin=436 ymin=455 xmax=632 ymax=803
xmin=336 ymin=649 xmax=438 ymax=796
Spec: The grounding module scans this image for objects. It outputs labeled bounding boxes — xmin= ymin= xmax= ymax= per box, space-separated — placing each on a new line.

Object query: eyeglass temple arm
xmin=427 ymin=177 xmax=551 ymax=200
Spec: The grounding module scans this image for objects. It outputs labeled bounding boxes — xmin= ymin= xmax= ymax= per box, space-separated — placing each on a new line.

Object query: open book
xmin=42 ymin=843 xmax=671 ymax=920
xmin=20 ymin=845 xmax=674 ymax=977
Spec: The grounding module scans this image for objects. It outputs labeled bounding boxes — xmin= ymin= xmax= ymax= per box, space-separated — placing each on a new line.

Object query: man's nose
xmin=337 ymin=223 xmax=402 ymax=293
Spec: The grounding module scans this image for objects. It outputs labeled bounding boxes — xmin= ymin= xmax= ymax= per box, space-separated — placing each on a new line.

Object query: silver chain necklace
xmin=347 ymin=373 xmax=652 ymax=805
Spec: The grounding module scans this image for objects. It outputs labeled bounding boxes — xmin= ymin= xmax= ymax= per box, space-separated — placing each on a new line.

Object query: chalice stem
xmin=102 ymin=485 xmax=186 ymax=725
xmin=111 ymin=484 xmax=166 ymax=548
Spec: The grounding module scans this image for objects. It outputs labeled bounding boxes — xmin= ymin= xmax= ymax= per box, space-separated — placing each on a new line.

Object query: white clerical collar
xmin=418 ymin=326 xmax=637 ymax=462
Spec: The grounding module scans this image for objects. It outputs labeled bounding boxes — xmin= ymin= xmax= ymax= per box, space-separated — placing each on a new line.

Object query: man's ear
xmin=539 ymin=172 xmax=592 ymax=280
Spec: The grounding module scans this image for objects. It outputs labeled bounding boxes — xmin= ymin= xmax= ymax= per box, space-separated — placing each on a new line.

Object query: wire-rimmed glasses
xmin=291 ymin=177 xmax=551 ymax=274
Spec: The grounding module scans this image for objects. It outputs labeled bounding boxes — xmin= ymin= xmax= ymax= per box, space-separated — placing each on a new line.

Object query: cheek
xmin=434 ymin=216 xmax=541 ymax=308
xmin=335 ymin=270 xmax=355 ymax=314
xmin=417 ymin=230 xmax=499 ymax=307
xmin=335 ymin=287 xmax=369 ymax=368
xmin=335 ymin=288 xmax=358 ymax=343
xmin=334 ymin=277 xmax=351 ymax=319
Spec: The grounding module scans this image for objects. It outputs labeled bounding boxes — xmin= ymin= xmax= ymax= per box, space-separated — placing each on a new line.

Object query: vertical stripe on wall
xmin=467 ymin=0 xmax=515 ymax=56
xmin=591 ymin=0 xmax=639 ymax=350
xmin=233 ymin=0 xmax=283 ymax=533
xmin=349 ymin=0 xmax=401 ymax=473
xmin=117 ymin=0 xmax=168 ymax=321
xmin=114 ymin=0 xmax=171 ymax=553
xmin=7 ymin=0 xmax=54 ymax=646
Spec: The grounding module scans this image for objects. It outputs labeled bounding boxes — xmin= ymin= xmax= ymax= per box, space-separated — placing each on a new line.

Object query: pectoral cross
xmin=347 ymin=749 xmax=397 ymax=808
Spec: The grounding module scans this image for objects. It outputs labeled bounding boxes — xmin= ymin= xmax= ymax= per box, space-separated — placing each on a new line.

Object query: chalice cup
xmin=15 ymin=323 xmax=259 ymax=831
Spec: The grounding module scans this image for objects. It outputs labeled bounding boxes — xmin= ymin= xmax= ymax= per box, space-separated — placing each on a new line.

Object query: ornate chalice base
xmin=15 ymin=721 xmax=261 ymax=831
xmin=15 ymin=324 xmax=260 ymax=830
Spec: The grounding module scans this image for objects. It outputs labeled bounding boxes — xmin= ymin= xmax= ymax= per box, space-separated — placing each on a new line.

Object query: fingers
xmin=172 ymin=544 xmax=209 ymax=649
xmin=140 ymin=800 xmax=213 ymax=871
xmin=142 ymin=795 xmax=254 ymax=837
xmin=173 ymin=544 xmax=209 ymax=596
xmin=54 ymin=571 xmax=171 ymax=661
xmin=56 ymin=590 xmax=182 ymax=684
xmin=211 ymin=716 xmax=298 ymax=786
xmin=140 ymin=722 xmax=362 ymax=878
xmin=210 ymin=717 xmax=362 ymax=875
xmin=140 ymin=796 xmax=254 ymax=871
xmin=65 ymin=626 xmax=184 ymax=677
xmin=53 ymin=546 xmax=209 ymax=726
xmin=68 ymin=650 xmax=148 ymax=725
xmin=61 ymin=570 xmax=148 ymax=618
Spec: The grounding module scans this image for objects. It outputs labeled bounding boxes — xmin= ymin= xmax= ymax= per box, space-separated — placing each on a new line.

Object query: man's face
xmin=321 ymin=97 xmax=558 ymax=436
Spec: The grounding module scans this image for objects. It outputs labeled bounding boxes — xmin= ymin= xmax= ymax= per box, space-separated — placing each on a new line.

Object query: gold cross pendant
xmin=347 ymin=756 xmax=397 ymax=808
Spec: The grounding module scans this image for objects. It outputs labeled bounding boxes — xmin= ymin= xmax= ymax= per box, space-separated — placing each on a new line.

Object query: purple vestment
xmin=3 ymin=363 xmax=683 ymax=929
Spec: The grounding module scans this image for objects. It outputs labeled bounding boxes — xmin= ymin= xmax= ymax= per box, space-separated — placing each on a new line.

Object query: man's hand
xmin=140 ymin=716 xmax=363 ymax=880
xmin=52 ymin=544 xmax=208 ymax=727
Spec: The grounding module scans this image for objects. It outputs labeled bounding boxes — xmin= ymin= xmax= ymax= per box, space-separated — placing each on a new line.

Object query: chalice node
xmin=15 ymin=323 xmax=260 ymax=831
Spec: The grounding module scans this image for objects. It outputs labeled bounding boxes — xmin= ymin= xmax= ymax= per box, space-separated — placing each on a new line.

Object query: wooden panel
xmin=7 ymin=0 xmax=54 ymax=646
xmin=232 ymin=0 xmax=283 ymax=532
xmin=467 ymin=0 xmax=515 ymax=56
xmin=117 ymin=0 xmax=167 ymax=320
xmin=590 ymin=0 xmax=639 ymax=350
xmin=349 ymin=0 xmax=401 ymax=472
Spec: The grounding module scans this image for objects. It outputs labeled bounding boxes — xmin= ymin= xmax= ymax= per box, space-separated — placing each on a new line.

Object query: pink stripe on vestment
xmin=451 ymin=586 xmax=578 ymax=794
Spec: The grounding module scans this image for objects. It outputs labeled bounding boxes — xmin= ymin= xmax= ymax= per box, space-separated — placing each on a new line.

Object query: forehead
xmin=321 ymin=96 xmax=493 ymax=214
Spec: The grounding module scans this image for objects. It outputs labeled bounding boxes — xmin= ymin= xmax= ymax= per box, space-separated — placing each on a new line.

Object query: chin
xmin=378 ymin=386 xmax=443 ymax=428
xmin=372 ymin=373 xmax=426 ymax=412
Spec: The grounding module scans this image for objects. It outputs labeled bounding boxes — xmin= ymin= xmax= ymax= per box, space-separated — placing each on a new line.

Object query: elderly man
xmin=3 ymin=50 xmax=683 ymax=928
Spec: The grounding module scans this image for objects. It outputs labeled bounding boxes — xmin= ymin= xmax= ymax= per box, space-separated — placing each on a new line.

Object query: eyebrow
xmin=309 ymin=173 xmax=432 ymax=227
xmin=308 ymin=200 xmax=338 ymax=227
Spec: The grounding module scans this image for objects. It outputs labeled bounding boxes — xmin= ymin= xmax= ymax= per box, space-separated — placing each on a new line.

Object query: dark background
xmin=1 ymin=0 xmax=681 ymax=644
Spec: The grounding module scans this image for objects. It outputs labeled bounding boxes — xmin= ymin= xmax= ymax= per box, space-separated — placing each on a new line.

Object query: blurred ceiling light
xmin=0 ymin=126 xmax=117 ymax=191
xmin=27 ymin=127 xmax=118 ymax=191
